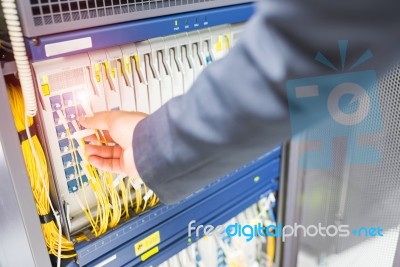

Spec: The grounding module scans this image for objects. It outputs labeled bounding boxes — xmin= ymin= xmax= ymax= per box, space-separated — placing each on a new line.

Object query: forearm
xmin=133 ymin=0 xmax=400 ymax=204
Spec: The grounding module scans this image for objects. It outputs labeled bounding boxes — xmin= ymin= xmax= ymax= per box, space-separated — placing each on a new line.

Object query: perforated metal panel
xmin=16 ymin=0 xmax=252 ymax=37
xmin=286 ymin=64 xmax=400 ymax=267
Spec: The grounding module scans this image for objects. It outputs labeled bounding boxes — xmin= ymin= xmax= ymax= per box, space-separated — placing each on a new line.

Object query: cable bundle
xmin=7 ymin=84 xmax=76 ymax=260
xmin=70 ymin=128 xmax=159 ymax=238
xmin=7 ymin=83 xmax=160 ymax=262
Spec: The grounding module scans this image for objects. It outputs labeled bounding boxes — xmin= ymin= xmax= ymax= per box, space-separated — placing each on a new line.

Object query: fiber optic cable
xmin=7 ymin=84 xmax=76 ymax=261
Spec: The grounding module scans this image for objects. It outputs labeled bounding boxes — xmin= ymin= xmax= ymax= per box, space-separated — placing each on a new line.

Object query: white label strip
xmin=45 ymin=37 xmax=93 ymax=57
xmin=93 ymin=254 xmax=117 ymax=267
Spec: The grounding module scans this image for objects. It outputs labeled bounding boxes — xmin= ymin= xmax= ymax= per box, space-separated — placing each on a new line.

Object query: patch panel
xmin=33 ymin=23 xmax=245 ymax=234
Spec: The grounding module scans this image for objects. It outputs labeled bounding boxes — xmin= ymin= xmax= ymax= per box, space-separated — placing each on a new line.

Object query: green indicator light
xmin=254 ymin=176 xmax=260 ymax=183
xmin=174 ymin=20 xmax=178 ymax=27
xmin=188 ymin=238 xmax=192 ymax=243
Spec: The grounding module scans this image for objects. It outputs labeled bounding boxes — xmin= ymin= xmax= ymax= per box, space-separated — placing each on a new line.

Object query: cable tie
xmin=39 ymin=211 xmax=55 ymax=224
xmin=18 ymin=124 xmax=37 ymax=143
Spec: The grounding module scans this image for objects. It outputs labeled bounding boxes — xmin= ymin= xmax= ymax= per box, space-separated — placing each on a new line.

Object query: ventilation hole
xmin=61 ymin=3 xmax=69 ymax=11
xmin=42 ymin=5 xmax=51 ymax=14
xmin=44 ymin=15 xmax=52 ymax=24
xmin=34 ymin=17 xmax=43 ymax=26
xmin=63 ymin=13 xmax=71 ymax=22
xmin=72 ymin=12 xmax=80 ymax=20
xmin=51 ymin=4 xmax=60 ymax=13
xmin=88 ymin=1 xmax=96 ymax=8
xmin=98 ymin=9 xmax=105 ymax=16
xmin=105 ymin=7 xmax=113 ymax=15
xmin=79 ymin=1 xmax=88 ymax=9
xmin=96 ymin=0 xmax=104 ymax=7
xmin=81 ymin=11 xmax=89 ymax=19
xmin=114 ymin=7 xmax=121 ymax=14
xmin=89 ymin=10 xmax=97 ymax=18
xmin=70 ymin=2 xmax=79 ymax=11
xmin=32 ymin=6 xmax=41 ymax=15
xmin=54 ymin=14 xmax=62 ymax=23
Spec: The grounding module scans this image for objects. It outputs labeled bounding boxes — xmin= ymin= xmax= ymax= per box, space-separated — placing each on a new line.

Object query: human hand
xmin=78 ymin=111 xmax=147 ymax=179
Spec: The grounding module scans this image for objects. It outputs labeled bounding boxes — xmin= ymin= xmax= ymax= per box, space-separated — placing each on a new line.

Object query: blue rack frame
xmin=26 ymin=3 xmax=255 ymax=62
xmin=70 ymin=148 xmax=280 ymax=267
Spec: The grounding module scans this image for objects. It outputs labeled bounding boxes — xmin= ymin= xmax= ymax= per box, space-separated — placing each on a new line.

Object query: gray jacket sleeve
xmin=133 ymin=0 xmax=400 ymax=204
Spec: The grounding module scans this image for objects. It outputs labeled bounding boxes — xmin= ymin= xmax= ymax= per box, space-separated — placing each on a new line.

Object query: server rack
xmin=0 ymin=2 xmax=283 ymax=266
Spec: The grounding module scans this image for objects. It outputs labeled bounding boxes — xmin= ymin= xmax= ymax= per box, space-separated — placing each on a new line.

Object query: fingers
xmin=84 ymin=131 xmax=114 ymax=144
xmin=79 ymin=110 xmax=148 ymax=149
xmin=78 ymin=111 xmax=115 ymax=130
xmin=85 ymin=144 xmax=122 ymax=159
xmin=85 ymin=145 xmax=123 ymax=173
xmin=87 ymin=155 xmax=123 ymax=173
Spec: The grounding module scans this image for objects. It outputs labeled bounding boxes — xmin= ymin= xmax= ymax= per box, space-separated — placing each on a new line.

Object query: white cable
xmin=25 ymin=116 xmax=61 ymax=267
xmin=2 ymin=0 xmax=37 ymax=117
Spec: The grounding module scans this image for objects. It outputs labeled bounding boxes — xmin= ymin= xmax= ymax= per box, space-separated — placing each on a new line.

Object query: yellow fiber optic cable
xmin=119 ymin=180 xmax=130 ymax=220
xmin=7 ymin=84 xmax=76 ymax=258
xmin=8 ymin=82 xmax=160 ymax=260
xmin=267 ymin=235 xmax=275 ymax=267
xmin=127 ymin=178 xmax=134 ymax=209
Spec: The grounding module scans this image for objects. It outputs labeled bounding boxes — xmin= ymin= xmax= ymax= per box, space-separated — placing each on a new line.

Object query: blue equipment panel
xmin=72 ymin=147 xmax=280 ymax=267
xmin=26 ymin=3 xmax=255 ymax=62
